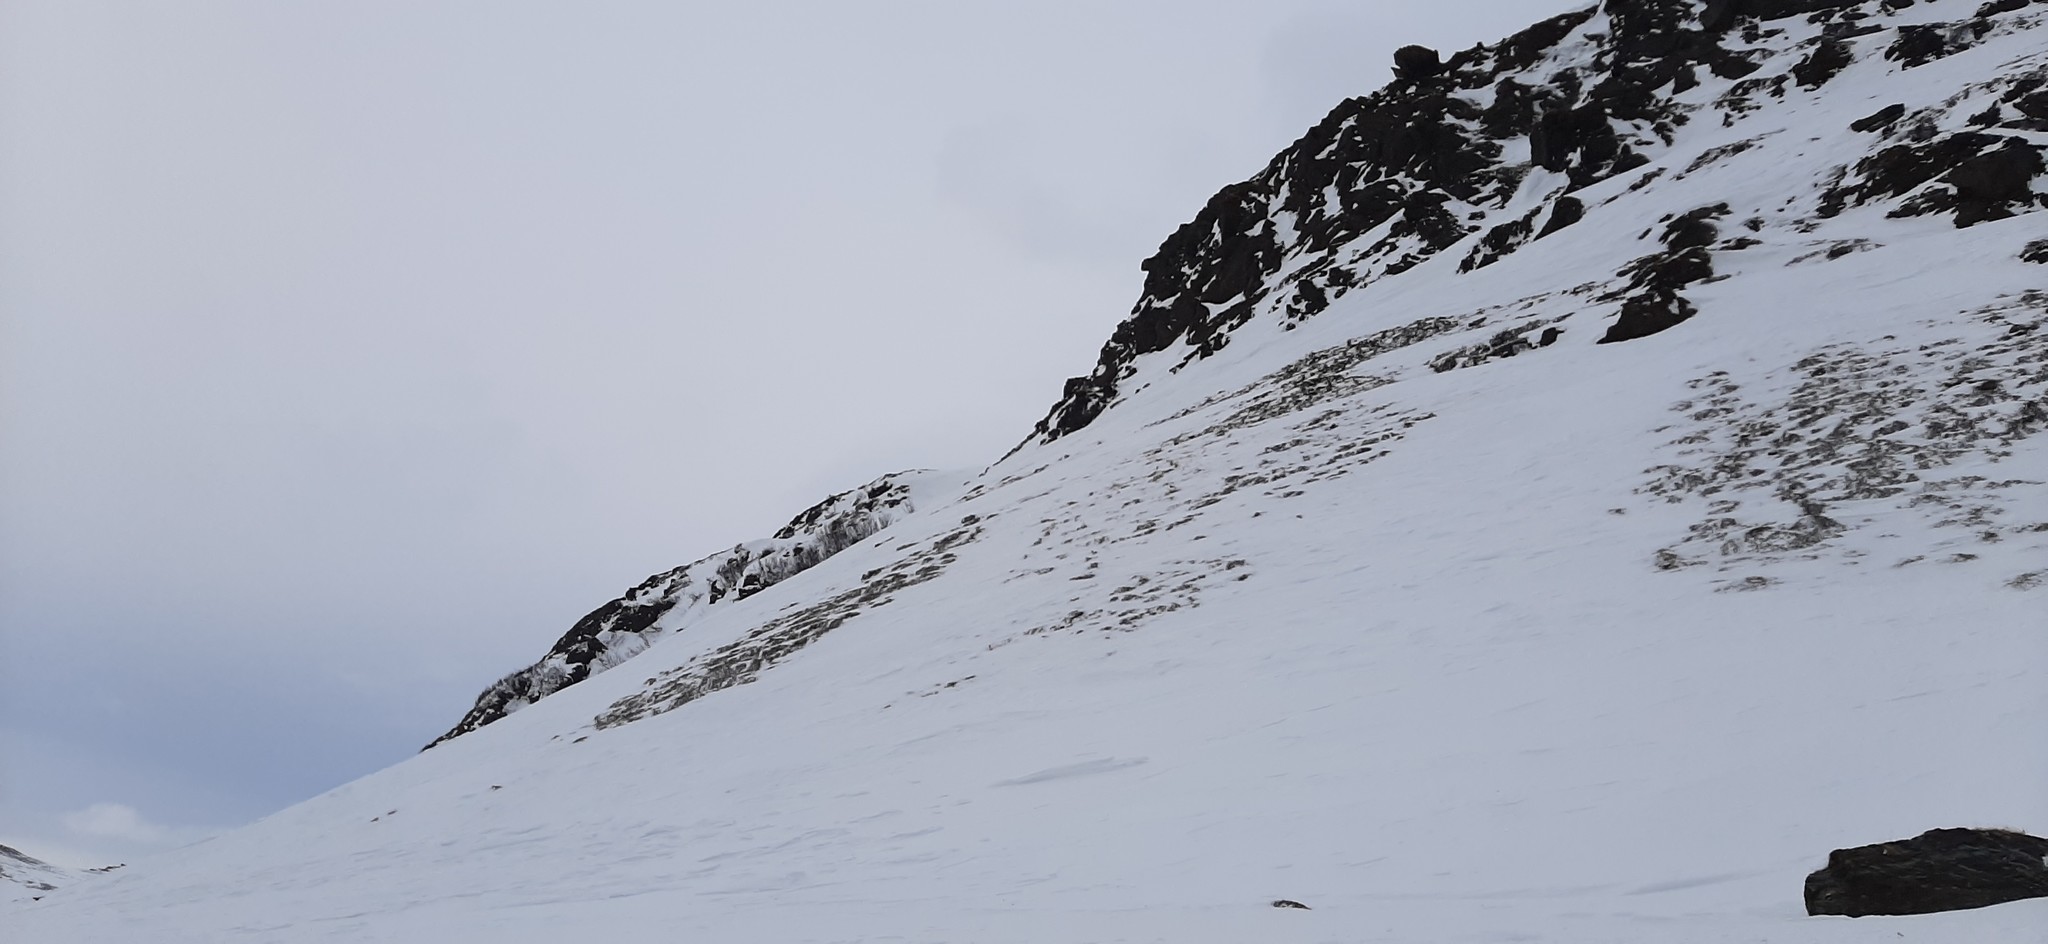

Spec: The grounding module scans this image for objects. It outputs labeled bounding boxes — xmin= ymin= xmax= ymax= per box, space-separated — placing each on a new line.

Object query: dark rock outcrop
xmin=1536 ymin=195 xmax=1586 ymax=238
xmin=1462 ymin=211 xmax=1538 ymax=274
xmin=1026 ymin=1 xmax=1779 ymax=444
xmin=1460 ymin=194 xmax=1592 ymax=273
xmin=1599 ymin=203 xmax=1728 ymax=343
xmin=1020 ymin=1 xmax=1865 ymax=446
xmin=1822 ymin=131 xmax=2048 ymax=226
xmin=2005 ymin=77 xmax=2048 ymax=130
xmin=1792 ymin=36 xmax=1855 ymax=89
xmin=1021 ymin=11 xmax=1588 ymax=442
xmin=1805 ymin=827 xmax=2048 ymax=917
xmin=1701 ymin=0 xmax=1866 ymax=31
xmin=1887 ymin=20 xmax=1994 ymax=69
xmin=1019 ymin=0 xmax=2048 ymax=448
xmin=1392 ymin=45 xmax=1443 ymax=80
xmin=1851 ymin=103 xmax=1907 ymax=132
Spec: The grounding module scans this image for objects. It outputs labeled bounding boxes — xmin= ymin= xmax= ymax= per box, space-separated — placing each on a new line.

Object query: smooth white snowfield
xmin=17 ymin=4 xmax=2048 ymax=942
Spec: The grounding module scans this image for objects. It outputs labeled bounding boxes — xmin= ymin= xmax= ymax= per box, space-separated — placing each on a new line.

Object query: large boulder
xmin=1804 ymin=827 xmax=2048 ymax=917
xmin=1392 ymin=45 xmax=1443 ymax=80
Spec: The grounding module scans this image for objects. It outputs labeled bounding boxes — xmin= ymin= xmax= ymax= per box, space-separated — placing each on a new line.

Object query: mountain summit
xmin=1024 ymin=0 xmax=2048 ymax=444
xmin=19 ymin=1 xmax=2046 ymax=940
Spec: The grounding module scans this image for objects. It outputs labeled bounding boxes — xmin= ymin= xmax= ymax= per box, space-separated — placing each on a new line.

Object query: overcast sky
xmin=0 ymin=0 xmax=1566 ymax=867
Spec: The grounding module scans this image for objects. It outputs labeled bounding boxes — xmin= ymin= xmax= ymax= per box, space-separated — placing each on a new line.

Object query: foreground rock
xmin=1804 ymin=827 xmax=2048 ymax=917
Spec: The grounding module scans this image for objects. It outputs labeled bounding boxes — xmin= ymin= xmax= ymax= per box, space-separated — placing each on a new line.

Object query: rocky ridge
xmin=426 ymin=471 xmax=951 ymax=747
xmin=1024 ymin=0 xmax=2048 ymax=445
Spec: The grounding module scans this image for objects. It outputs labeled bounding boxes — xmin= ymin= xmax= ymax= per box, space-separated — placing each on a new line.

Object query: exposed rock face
xmin=1022 ymin=0 xmax=2048 ymax=447
xmin=1460 ymin=196 xmax=1587 ymax=273
xmin=1021 ymin=4 xmax=1599 ymax=444
xmin=1392 ymin=45 xmax=1444 ymax=80
xmin=426 ymin=471 xmax=943 ymax=748
xmin=1599 ymin=202 xmax=1728 ymax=343
xmin=1805 ymin=828 xmax=2048 ymax=916
xmin=1851 ymin=102 xmax=1907 ymax=131
xmin=1821 ymin=131 xmax=2048 ymax=226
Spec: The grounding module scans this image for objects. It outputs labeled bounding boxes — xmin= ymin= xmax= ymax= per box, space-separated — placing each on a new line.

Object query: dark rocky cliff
xmin=1024 ymin=0 xmax=2048 ymax=445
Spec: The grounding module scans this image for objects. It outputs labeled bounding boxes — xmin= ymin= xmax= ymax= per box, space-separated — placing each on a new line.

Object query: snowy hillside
xmin=16 ymin=0 xmax=2047 ymax=941
xmin=427 ymin=471 xmax=961 ymax=747
xmin=1026 ymin=0 xmax=2048 ymax=444
xmin=0 ymin=843 xmax=70 ymax=904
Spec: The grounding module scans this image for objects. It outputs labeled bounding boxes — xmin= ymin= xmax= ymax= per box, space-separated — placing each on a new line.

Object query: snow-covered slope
xmin=427 ymin=470 xmax=962 ymax=747
xmin=0 ymin=843 xmax=70 ymax=904
xmin=17 ymin=1 xmax=2046 ymax=941
xmin=1024 ymin=0 xmax=2048 ymax=443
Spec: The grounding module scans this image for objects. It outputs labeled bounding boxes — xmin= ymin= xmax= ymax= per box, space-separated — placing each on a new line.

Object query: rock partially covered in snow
xmin=1022 ymin=0 xmax=2048 ymax=449
xmin=1804 ymin=827 xmax=2048 ymax=917
xmin=1 ymin=843 xmax=71 ymax=902
xmin=425 ymin=470 xmax=957 ymax=748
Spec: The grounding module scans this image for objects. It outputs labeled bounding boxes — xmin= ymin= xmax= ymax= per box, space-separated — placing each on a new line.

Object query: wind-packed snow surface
xmin=17 ymin=0 xmax=2048 ymax=940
